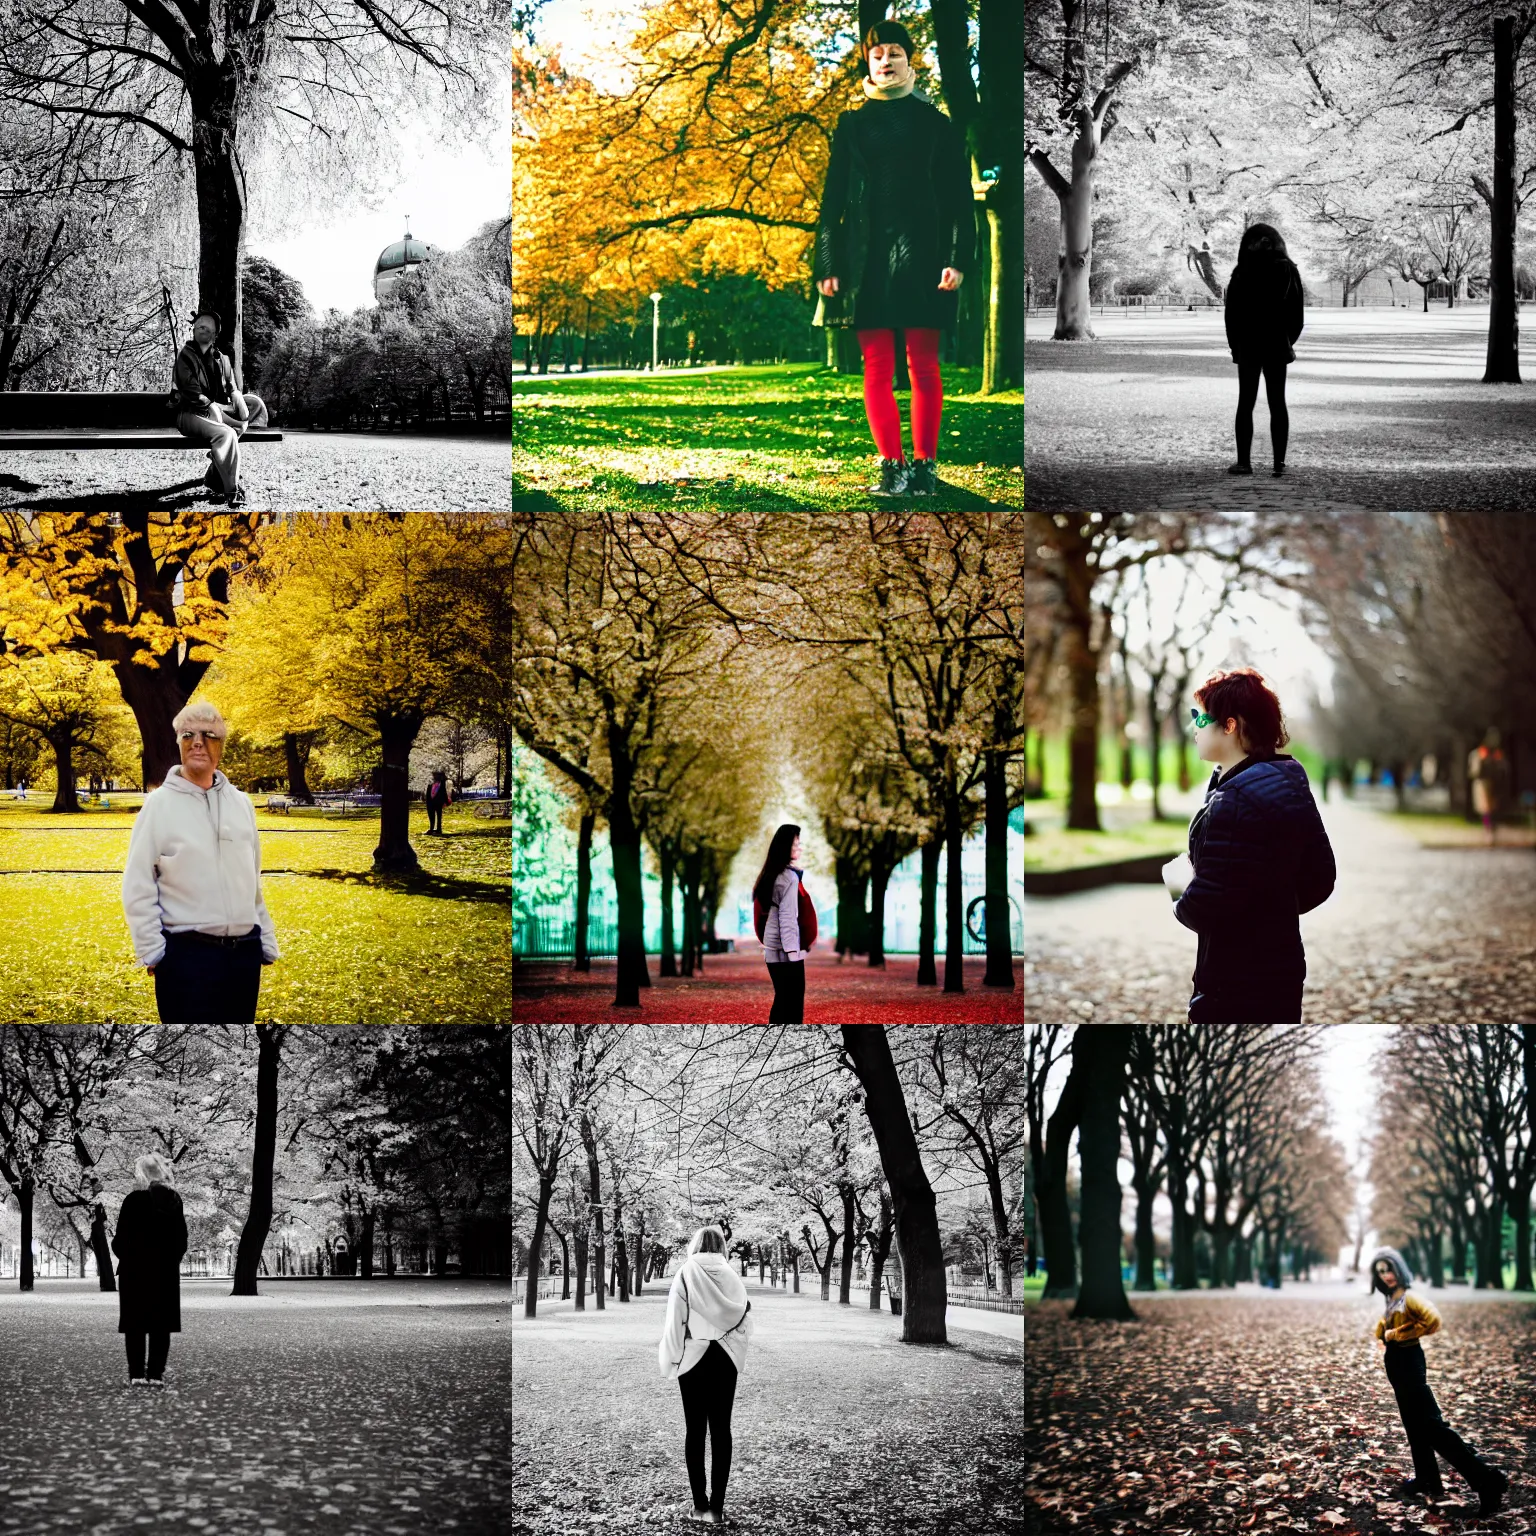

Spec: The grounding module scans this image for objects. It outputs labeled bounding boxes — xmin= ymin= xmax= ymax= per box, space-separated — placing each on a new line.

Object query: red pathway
xmin=512 ymin=950 xmax=1022 ymax=1022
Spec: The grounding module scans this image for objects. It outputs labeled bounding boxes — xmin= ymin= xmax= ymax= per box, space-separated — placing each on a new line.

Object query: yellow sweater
xmin=1374 ymin=1291 xmax=1442 ymax=1344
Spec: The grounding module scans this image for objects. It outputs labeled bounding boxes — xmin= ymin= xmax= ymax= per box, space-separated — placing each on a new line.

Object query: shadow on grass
xmin=299 ymin=866 xmax=510 ymax=905
xmin=517 ymin=466 xmax=1007 ymax=510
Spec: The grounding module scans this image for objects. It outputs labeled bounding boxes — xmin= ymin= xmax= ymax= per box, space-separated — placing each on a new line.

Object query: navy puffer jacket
xmin=1174 ymin=754 xmax=1336 ymax=1020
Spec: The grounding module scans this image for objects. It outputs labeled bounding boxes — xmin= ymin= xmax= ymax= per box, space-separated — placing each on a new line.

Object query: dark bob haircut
xmin=862 ymin=19 xmax=914 ymax=61
xmin=1237 ymin=223 xmax=1288 ymax=261
xmin=1194 ymin=667 xmax=1289 ymax=754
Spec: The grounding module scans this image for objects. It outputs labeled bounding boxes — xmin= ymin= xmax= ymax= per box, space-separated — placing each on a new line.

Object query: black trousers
xmin=767 ymin=960 xmax=805 ymax=1023
xmin=155 ymin=928 xmax=263 ymax=1024
xmin=679 ymin=1341 xmax=738 ymax=1514
xmin=1188 ymin=984 xmax=1303 ymax=1024
xmin=1235 ymin=356 xmax=1289 ymax=468
xmin=125 ymin=1331 xmax=170 ymax=1381
xmin=427 ymin=799 xmax=445 ymax=832
xmin=1384 ymin=1343 xmax=1494 ymax=1492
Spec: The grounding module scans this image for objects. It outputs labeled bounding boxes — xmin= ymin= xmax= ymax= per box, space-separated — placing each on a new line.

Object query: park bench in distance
xmin=0 ymin=392 xmax=282 ymax=449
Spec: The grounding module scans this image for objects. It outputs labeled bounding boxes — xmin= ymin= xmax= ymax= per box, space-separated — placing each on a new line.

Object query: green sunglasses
xmin=1190 ymin=708 xmax=1216 ymax=729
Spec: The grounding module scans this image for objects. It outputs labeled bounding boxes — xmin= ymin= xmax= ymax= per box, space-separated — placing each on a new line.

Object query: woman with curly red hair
xmin=1162 ymin=667 xmax=1336 ymax=1023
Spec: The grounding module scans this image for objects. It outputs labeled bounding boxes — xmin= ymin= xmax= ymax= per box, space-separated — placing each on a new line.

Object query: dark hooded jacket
xmin=812 ymin=94 xmax=974 ymax=333
xmin=1224 ymin=248 xmax=1305 ymax=364
xmin=112 ymin=1183 xmax=189 ymax=1334
xmin=1174 ymin=753 xmax=1336 ymax=1022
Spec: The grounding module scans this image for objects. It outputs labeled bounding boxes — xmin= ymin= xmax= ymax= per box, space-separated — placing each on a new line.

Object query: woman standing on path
xmin=1223 ymin=224 xmax=1304 ymax=478
xmin=753 ymin=823 xmax=816 ymax=1023
xmin=812 ymin=20 xmax=974 ymax=499
xmin=1162 ymin=668 xmax=1335 ymax=1023
xmin=1370 ymin=1248 xmax=1509 ymax=1514
xmin=112 ymin=1154 xmax=189 ymax=1388
xmin=658 ymin=1227 xmax=754 ymax=1526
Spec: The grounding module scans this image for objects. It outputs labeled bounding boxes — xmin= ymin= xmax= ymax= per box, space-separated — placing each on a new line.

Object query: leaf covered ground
xmin=1026 ymin=1289 xmax=1536 ymax=1535
xmin=512 ymin=363 xmax=1023 ymax=510
xmin=512 ymin=1283 xmax=1023 ymax=1535
xmin=0 ymin=1278 xmax=511 ymax=1535
xmin=0 ymin=800 xmax=510 ymax=1022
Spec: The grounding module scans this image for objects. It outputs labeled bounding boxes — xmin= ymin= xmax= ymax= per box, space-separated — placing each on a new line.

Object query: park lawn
xmin=1381 ymin=809 xmax=1536 ymax=848
xmin=1 ymin=1280 xmax=510 ymax=1536
xmin=513 ymin=1287 xmax=1023 ymax=1536
xmin=512 ymin=362 xmax=1023 ymax=509
xmin=1024 ymin=818 xmax=1188 ymax=873
xmin=0 ymin=803 xmax=509 ymax=1022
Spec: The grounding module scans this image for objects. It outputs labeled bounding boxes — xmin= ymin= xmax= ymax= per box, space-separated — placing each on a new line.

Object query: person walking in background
xmin=426 ymin=769 xmax=453 ymax=835
xmin=1224 ymin=224 xmax=1305 ymax=478
xmin=1162 ymin=668 xmax=1335 ymax=1023
xmin=112 ymin=1153 xmax=188 ymax=1388
xmin=658 ymin=1226 xmax=754 ymax=1526
xmin=1468 ymin=728 xmax=1509 ymax=846
xmin=811 ymin=19 xmax=973 ymax=498
xmin=752 ymin=823 xmax=816 ymax=1023
xmin=1370 ymin=1248 xmax=1508 ymax=1514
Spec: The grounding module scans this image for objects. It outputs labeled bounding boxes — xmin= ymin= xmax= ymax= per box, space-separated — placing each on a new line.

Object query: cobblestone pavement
xmin=1025 ymin=796 xmax=1536 ymax=1023
xmin=1025 ymin=308 xmax=1536 ymax=513
xmin=0 ymin=432 xmax=511 ymax=512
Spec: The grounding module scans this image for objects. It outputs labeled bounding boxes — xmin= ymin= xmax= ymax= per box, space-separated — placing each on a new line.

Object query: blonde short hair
xmin=171 ymin=699 xmax=227 ymax=739
xmin=135 ymin=1153 xmax=173 ymax=1188
xmin=689 ymin=1226 xmax=726 ymax=1256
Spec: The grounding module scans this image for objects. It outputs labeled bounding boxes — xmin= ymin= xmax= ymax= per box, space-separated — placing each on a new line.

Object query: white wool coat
xmin=657 ymin=1252 xmax=754 ymax=1380
xmin=121 ymin=766 xmax=279 ymax=967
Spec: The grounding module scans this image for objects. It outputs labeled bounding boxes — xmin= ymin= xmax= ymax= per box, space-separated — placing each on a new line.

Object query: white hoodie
xmin=121 ymin=766 xmax=279 ymax=967
xmin=657 ymin=1252 xmax=754 ymax=1380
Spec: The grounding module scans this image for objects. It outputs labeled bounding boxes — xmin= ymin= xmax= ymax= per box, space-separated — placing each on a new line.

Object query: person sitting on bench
xmin=172 ymin=310 xmax=268 ymax=507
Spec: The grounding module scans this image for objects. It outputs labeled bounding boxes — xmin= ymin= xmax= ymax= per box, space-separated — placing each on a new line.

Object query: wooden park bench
xmin=0 ymin=392 xmax=282 ymax=450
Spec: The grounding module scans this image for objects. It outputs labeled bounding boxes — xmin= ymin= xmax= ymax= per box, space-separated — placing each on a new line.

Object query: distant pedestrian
xmin=752 ymin=823 xmax=816 ymax=1023
xmin=1164 ymin=668 xmax=1335 ymax=1023
xmin=426 ymin=770 xmax=453 ymax=834
xmin=1468 ymin=728 xmax=1510 ymax=846
xmin=112 ymin=1154 xmax=188 ymax=1388
xmin=1370 ymin=1249 xmax=1508 ymax=1514
xmin=1224 ymin=223 xmax=1305 ymax=477
xmin=811 ymin=19 xmax=974 ymax=498
xmin=658 ymin=1226 xmax=754 ymax=1526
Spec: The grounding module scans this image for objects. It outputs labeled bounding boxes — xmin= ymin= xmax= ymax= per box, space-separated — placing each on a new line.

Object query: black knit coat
xmin=812 ymin=93 xmax=975 ymax=332
xmin=113 ymin=1184 xmax=188 ymax=1334
xmin=1223 ymin=253 xmax=1306 ymax=364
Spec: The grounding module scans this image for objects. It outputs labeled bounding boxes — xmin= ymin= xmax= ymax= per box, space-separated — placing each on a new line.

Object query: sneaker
xmin=1479 ymin=1467 xmax=1509 ymax=1516
xmin=868 ymin=457 xmax=909 ymax=497
xmin=1227 ymin=462 xmax=1253 ymax=475
xmin=129 ymin=1377 xmax=151 ymax=1388
xmin=907 ymin=458 xmax=938 ymax=497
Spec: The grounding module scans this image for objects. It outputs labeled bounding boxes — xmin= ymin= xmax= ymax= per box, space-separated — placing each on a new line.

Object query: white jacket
xmin=762 ymin=866 xmax=809 ymax=963
xmin=121 ymin=767 xmax=279 ymax=967
xmin=657 ymin=1252 xmax=754 ymax=1380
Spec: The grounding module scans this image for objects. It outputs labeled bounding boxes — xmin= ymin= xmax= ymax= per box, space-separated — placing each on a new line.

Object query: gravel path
xmin=0 ymin=1278 xmax=510 ymax=1535
xmin=1025 ymin=797 xmax=1536 ymax=1023
xmin=0 ymin=432 xmax=511 ymax=512
xmin=1025 ymin=308 xmax=1536 ymax=513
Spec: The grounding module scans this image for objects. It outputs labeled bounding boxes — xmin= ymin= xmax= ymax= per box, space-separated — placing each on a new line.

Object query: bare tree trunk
xmin=232 ymin=1024 xmax=283 ymax=1296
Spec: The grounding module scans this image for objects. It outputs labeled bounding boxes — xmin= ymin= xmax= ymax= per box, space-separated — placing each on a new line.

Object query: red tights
xmin=857 ymin=328 xmax=942 ymax=461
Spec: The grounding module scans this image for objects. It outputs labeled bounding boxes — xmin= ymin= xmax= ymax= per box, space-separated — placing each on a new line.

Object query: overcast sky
xmin=249 ymin=103 xmax=510 ymax=317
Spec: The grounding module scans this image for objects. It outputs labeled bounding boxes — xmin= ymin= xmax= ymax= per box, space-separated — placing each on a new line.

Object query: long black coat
xmin=812 ymin=93 xmax=975 ymax=333
xmin=1224 ymin=253 xmax=1305 ymax=364
xmin=113 ymin=1184 xmax=188 ymax=1334
xmin=1173 ymin=754 xmax=1336 ymax=1023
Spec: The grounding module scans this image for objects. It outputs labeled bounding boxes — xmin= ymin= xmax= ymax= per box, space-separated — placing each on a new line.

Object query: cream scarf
xmin=863 ymin=60 xmax=922 ymax=101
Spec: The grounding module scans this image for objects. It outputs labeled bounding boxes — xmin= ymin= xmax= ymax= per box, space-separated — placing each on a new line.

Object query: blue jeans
xmin=155 ymin=928 xmax=263 ymax=1023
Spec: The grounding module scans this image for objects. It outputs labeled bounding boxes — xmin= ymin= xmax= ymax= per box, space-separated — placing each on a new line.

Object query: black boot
xmin=1478 ymin=1467 xmax=1509 ymax=1516
xmin=1227 ymin=461 xmax=1253 ymax=475
xmin=907 ymin=457 xmax=938 ymax=496
xmin=868 ymin=457 xmax=909 ymax=497
xmin=1395 ymin=1479 xmax=1445 ymax=1503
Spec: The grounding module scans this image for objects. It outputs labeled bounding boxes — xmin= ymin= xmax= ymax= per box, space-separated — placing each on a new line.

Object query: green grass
xmin=512 ymin=362 xmax=1023 ymax=508
xmin=1024 ymin=817 xmax=1188 ymax=873
xmin=1027 ymin=734 xmax=1328 ymax=800
xmin=0 ymin=800 xmax=509 ymax=1022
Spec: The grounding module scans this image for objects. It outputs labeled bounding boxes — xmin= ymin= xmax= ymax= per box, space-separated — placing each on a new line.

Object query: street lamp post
xmin=650 ymin=292 xmax=662 ymax=372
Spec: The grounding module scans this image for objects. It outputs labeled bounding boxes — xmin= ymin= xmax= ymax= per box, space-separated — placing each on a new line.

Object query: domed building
xmin=373 ymin=222 xmax=436 ymax=301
